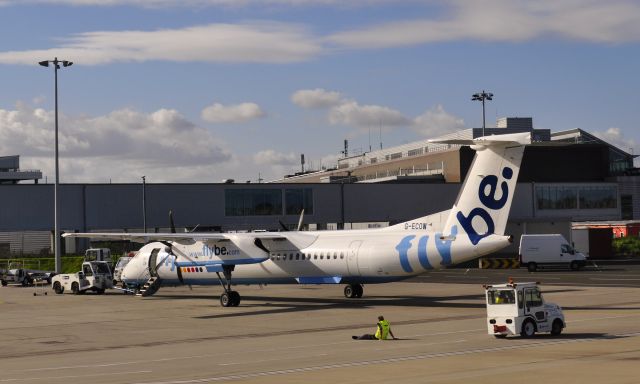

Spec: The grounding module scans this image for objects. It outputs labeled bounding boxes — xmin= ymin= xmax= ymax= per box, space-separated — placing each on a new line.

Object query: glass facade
xmin=536 ymin=185 xmax=617 ymax=210
xmin=536 ymin=186 xmax=577 ymax=209
xmin=225 ymin=188 xmax=313 ymax=216
xmin=579 ymin=186 xmax=618 ymax=209
xmin=225 ymin=189 xmax=282 ymax=216
xmin=285 ymin=188 xmax=313 ymax=215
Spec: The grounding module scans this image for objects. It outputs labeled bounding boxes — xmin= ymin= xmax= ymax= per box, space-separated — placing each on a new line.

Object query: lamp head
xmin=62 ymin=61 xmax=73 ymax=67
xmin=38 ymin=60 xmax=49 ymax=67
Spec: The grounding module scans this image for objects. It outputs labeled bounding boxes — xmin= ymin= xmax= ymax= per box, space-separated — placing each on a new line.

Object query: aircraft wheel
xmin=344 ymin=285 xmax=355 ymax=298
xmin=230 ymin=291 xmax=241 ymax=307
xmin=354 ymin=284 xmax=363 ymax=298
xmin=570 ymin=261 xmax=580 ymax=271
xmin=527 ymin=262 xmax=537 ymax=272
xmin=220 ymin=292 xmax=233 ymax=307
xmin=520 ymin=319 xmax=536 ymax=338
xmin=53 ymin=282 xmax=64 ymax=294
xmin=71 ymin=282 xmax=80 ymax=295
xmin=1 ymin=280 xmax=7 ymax=286
xmin=551 ymin=319 xmax=563 ymax=336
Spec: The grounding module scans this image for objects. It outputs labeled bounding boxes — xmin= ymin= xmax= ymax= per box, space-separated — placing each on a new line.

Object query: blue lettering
xmin=396 ymin=235 xmax=415 ymax=273
xmin=163 ymin=255 xmax=176 ymax=271
xmin=457 ymin=208 xmax=494 ymax=245
xmin=417 ymin=235 xmax=432 ymax=270
xmin=456 ymin=167 xmax=513 ymax=245
xmin=436 ymin=225 xmax=457 ymax=265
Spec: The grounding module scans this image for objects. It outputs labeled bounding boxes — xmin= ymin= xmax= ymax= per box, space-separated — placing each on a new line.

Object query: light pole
xmin=39 ymin=57 xmax=72 ymax=274
xmin=472 ymin=90 xmax=493 ymax=137
xmin=142 ymin=176 xmax=147 ymax=233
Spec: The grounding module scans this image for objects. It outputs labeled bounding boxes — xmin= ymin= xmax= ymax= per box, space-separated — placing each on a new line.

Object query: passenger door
xmin=347 ymin=241 xmax=362 ymax=276
xmin=149 ymin=248 xmax=160 ymax=277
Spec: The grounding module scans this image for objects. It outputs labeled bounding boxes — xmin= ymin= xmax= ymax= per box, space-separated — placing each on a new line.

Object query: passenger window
xmin=340 ymin=252 xmax=344 ymax=259
xmin=295 ymin=253 xmax=300 ymax=260
xmin=289 ymin=254 xmax=293 ymax=260
xmin=314 ymin=254 xmax=317 ymax=260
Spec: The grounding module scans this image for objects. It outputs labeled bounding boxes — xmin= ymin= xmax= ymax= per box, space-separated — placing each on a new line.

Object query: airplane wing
xmin=62 ymin=232 xmax=288 ymax=245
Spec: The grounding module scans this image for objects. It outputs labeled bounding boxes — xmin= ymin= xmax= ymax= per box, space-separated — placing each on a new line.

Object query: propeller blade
xmin=169 ymin=210 xmax=176 ymax=233
xmin=297 ymin=209 xmax=305 ymax=231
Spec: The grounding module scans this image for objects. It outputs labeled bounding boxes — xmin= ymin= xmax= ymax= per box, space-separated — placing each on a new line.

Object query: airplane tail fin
xmin=433 ymin=132 xmax=530 ymax=244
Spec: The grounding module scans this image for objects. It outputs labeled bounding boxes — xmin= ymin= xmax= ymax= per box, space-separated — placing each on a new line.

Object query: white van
xmin=519 ymin=234 xmax=587 ymax=272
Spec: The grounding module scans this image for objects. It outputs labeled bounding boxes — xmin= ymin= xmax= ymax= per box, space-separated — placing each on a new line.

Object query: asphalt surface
xmin=1 ymin=264 xmax=639 ymax=384
xmin=415 ymin=262 xmax=640 ymax=288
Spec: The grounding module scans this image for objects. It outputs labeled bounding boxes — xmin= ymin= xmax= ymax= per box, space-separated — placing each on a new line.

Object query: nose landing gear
xmin=216 ymin=265 xmax=241 ymax=307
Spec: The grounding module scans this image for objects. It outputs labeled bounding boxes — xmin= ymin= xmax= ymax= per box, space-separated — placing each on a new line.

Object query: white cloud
xmin=413 ymin=104 xmax=465 ymax=137
xmin=253 ymin=150 xmax=298 ymax=166
xmin=292 ymin=88 xmax=410 ymax=130
xmin=1 ymin=1 xmax=637 ymax=67
xmin=329 ymin=100 xmax=410 ymax=128
xmin=201 ymin=102 xmax=265 ymax=124
xmin=291 ymin=88 xmax=343 ymax=109
xmin=0 ymin=0 xmax=389 ymax=7
xmin=0 ymin=22 xmax=320 ymax=65
xmin=0 ymin=103 xmax=232 ymax=182
xmin=327 ymin=0 xmax=640 ymax=48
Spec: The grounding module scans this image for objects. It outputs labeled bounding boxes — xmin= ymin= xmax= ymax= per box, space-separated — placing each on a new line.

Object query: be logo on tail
xmin=456 ymin=167 xmax=513 ymax=245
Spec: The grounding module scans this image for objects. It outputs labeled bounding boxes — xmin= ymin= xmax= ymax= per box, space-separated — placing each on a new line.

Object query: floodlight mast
xmin=38 ymin=57 xmax=73 ymax=274
xmin=472 ymin=90 xmax=493 ymax=137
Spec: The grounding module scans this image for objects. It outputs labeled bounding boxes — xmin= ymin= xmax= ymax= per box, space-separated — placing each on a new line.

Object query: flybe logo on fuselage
xmin=395 ymin=225 xmax=457 ymax=273
xmin=187 ymin=244 xmax=241 ymax=259
xmin=456 ymin=167 xmax=513 ymax=245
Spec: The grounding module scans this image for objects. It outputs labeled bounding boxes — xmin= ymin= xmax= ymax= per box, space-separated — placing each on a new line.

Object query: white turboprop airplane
xmin=63 ymin=132 xmax=531 ymax=307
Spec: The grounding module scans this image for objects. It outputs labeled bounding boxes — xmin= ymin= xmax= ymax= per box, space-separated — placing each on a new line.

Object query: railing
xmin=355 ymin=164 xmax=445 ymax=182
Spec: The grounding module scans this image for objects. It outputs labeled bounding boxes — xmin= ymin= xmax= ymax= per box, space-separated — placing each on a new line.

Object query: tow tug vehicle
xmin=51 ymin=261 xmax=113 ymax=294
xmin=484 ymin=279 xmax=565 ymax=338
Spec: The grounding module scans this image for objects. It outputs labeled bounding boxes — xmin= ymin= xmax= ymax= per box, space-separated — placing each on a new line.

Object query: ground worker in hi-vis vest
xmin=353 ymin=315 xmax=398 ymax=340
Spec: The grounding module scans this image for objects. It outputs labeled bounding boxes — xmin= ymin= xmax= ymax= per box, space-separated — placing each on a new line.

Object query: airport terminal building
xmin=0 ymin=118 xmax=637 ymax=258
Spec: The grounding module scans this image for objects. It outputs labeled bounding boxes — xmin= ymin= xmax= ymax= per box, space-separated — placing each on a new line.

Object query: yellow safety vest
xmin=375 ymin=320 xmax=390 ymax=340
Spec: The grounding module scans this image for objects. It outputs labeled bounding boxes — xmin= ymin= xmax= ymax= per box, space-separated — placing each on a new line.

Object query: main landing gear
xmin=344 ymin=284 xmax=363 ymax=298
xmin=216 ymin=265 xmax=241 ymax=307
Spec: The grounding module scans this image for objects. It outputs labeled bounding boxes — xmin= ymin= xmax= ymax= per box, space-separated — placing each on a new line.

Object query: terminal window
xmin=536 ymin=185 xmax=617 ymax=210
xmin=285 ymin=188 xmax=313 ymax=215
xmin=579 ymin=186 xmax=617 ymax=209
xmin=225 ymin=189 xmax=283 ymax=216
xmin=536 ymin=186 xmax=577 ymax=209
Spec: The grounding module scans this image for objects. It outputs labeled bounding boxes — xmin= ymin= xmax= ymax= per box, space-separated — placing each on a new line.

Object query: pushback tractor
xmin=484 ymin=279 xmax=565 ymax=338
xmin=51 ymin=261 xmax=113 ymax=294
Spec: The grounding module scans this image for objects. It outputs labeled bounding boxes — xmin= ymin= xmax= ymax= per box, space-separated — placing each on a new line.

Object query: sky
xmin=0 ymin=0 xmax=639 ymax=183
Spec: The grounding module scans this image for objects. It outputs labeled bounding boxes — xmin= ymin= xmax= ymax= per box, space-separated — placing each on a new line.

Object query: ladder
xmin=136 ymin=276 xmax=161 ymax=297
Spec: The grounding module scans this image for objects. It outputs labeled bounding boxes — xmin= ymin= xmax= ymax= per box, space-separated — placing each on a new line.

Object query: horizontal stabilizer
xmin=429 ymin=132 xmax=531 ymax=146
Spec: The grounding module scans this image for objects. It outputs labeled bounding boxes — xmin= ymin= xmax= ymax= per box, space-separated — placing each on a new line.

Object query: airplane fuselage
xmin=123 ymin=227 xmax=511 ymax=287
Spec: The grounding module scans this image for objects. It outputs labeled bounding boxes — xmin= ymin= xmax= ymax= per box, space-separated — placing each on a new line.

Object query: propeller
xmin=278 ymin=209 xmax=305 ymax=232
xmin=169 ymin=210 xmax=176 ymax=233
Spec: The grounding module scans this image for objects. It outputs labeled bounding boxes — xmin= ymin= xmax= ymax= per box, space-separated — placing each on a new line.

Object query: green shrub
xmin=612 ymin=236 xmax=640 ymax=257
